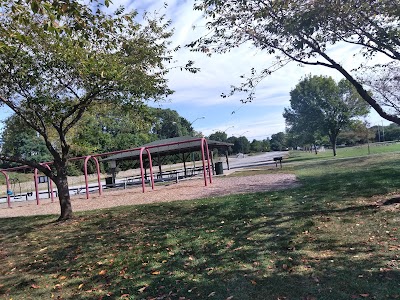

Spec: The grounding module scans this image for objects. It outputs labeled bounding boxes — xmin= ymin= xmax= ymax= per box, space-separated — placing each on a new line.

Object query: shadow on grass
xmin=1 ymin=156 xmax=400 ymax=299
xmin=382 ymin=197 xmax=400 ymax=206
xmin=1 ymin=193 xmax=399 ymax=299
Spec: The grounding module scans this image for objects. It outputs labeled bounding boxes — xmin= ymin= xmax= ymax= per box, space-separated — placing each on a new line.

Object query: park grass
xmin=1 ymin=153 xmax=400 ymax=299
xmin=286 ymin=141 xmax=400 ymax=163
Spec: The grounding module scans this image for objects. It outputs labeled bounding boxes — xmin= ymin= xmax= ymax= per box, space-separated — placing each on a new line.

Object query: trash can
xmin=105 ymin=177 xmax=114 ymax=186
xmin=215 ymin=162 xmax=224 ymax=175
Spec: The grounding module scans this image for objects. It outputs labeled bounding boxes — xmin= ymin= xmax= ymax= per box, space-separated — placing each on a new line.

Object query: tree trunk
xmin=332 ymin=143 xmax=337 ymax=156
xmin=330 ymin=135 xmax=337 ymax=157
xmin=54 ymin=165 xmax=73 ymax=221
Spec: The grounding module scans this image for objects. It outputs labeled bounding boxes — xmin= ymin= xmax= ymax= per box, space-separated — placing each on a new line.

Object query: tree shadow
xmin=1 ymin=194 xmax=399 ymax=299
xmin=2 ymin=157 xmax=400 ymax=299
xmin=381 ymin=196 xmax=400 ymax=206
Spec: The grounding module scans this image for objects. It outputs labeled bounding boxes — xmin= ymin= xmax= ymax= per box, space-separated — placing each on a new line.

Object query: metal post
xmin=34 ymin=169 xmax=40 ymax=205
xmin=145 ymin=148 xmax=155 ymax=190
xmin=0 ymin=171 xmax=11 ymax=208
xmin=43 ymin=164 xmax=54 ymax=203
xmin=183 ymin=153 xmax=187 ymax=177
xmin=84 ymin=156 xmax=102 ymax=200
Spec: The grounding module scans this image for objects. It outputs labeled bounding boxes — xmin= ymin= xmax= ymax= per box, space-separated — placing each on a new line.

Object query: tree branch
xmin=306 ymin=42 xmax=400 ymax=124
xmin=0 ymin=155 xmax=53 ymax=179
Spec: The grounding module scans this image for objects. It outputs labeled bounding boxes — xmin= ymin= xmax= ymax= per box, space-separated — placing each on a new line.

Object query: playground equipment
xmin=9 ymin=178 xmax=21 ymax=200
xmin=1 ymin=137 xmax=214 ymax=208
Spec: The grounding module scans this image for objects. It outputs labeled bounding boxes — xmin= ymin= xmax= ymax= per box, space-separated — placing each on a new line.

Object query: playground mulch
xmin=0 ymin=173 xmax=299 ymax=218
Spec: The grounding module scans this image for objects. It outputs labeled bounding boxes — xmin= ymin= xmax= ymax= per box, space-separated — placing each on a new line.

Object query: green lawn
xmin=287 ymin=141 xmax=400 ymax=163
xmin=1 ymin=152 xmax=400 ymax=299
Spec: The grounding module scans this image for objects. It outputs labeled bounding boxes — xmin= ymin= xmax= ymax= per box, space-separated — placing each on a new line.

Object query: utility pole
xmin=377 ymin=125 xmax=381 ymax=142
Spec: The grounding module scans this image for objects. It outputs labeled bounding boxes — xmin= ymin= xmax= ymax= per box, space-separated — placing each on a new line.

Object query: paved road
xmin=227 ymin=151 xmax=288 ymax=169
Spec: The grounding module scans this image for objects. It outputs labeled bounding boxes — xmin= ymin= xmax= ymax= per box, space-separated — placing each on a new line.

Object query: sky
xmin=0 ymin=0 xmax=391 ymax=140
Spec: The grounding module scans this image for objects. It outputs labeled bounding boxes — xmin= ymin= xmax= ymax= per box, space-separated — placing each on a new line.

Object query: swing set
xmin=1 ymin=137 xmax=215 ymax=209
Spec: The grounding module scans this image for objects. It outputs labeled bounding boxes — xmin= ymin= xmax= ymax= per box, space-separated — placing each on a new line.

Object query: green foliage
xmin=283 ymin=76 xmax=370 ymax=155
xmin=382 ymin=123 xmax=400 ymax=142
xmin=151 ymin=108 xmax=193 ymax=139
xmin=0 ymin=0 xmax=113 ymax=35
xmin=232 ymin=136 xmax=250 ymax=154
xmin=0 ymin=1 xmax=174 ymax=171
xmin=191 ymin=0 xmax=400 ymax=124
xmin=270 ymin=132 xmax=287 ymax=151
xmin=71 ymin=104 xmax=155 ymax=155
xmin=0 ymin=115 xmax=52 ymax=167
xmin=337 ymin=120 xmax=372 ymax=146
xmin=209 ymin=131 xmax=228 ymax=142
xmin=250 ymin=139 xmax=266 ymax=152
xmin=0 ymin=0 xmax=180 ymax=219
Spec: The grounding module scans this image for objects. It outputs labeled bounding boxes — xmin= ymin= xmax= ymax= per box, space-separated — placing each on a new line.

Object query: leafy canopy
xmin=0 ymin=0 xmax=174 ymax=173
xmin=283 ymin=75 xmax=370 ymax=155
xmin=191 ymin=0 xmax=400 ymax=123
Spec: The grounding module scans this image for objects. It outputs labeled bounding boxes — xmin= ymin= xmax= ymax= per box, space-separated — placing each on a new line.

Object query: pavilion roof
xmin=101 ymin=136 xmax=232 ymax=162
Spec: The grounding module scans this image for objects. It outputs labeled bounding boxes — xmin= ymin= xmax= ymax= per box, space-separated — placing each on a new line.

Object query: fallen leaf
xmin=151 ymin=270 xmax=160 ymax=275
xmin=251 ymin=280 xmax=257 ymax=285
xmin=138 ymin=286 xmax=147 ymax=293
xmin=59 ymin=275 xmax=67 ymax=280
xmin=226 ymin=297 xmax=234 ymax=300
xmin=78 ymin=283 xmax=84 ymax=289
xmin=360 ymin=294 xmax=369 ymax=298
xmin=98 ymin=270 xmax=107 ymax=276
xmin=208 ymin=291 xmax=216 ymax=297
xmin=30 ymin=284 xmax=40 ymax=289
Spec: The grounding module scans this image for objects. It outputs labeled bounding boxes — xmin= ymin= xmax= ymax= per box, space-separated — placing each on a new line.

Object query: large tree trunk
xmin=54 ymin=164 xmax=73 ymax=221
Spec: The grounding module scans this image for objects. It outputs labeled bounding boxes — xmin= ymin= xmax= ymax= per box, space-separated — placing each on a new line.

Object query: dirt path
xmin=0 ymin=174 xmax=299 ymax=218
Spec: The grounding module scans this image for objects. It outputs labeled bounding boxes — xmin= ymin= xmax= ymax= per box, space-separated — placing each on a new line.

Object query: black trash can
xmin=215 ymin=162 xmax=224 ymax=175
xmin=105 ymin=177 xmax=114 ymax=186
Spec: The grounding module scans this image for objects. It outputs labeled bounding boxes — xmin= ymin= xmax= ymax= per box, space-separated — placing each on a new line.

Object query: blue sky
xmin=0 ymin=0 xmax=390 ymax=140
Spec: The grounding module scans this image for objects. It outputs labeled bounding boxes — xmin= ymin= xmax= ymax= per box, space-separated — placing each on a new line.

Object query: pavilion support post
xmin=183 ymin=152 xmax=187 ymax=177
xmin=158 ymin=153 xmax=162 ymax=179
xmin=210 ymin=150 xmax=215 ymax=175
xmin=225 ymin=150 xmax=230 ymax=170
xmin=192 ymin=152 xmax=196 ymax=169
